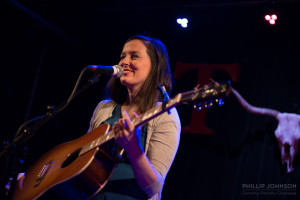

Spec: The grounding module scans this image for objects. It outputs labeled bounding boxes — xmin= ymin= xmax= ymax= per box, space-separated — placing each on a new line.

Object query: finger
xmin=122 ymin=110 xmax=135 ymax=131
xmin=113 ymin=122 xmax=120 ymax=131
xmin=115 ymin=118 xmax=126 ymax=131
xmin=122 ymin=110 xmax=131 ymax=121
xmin=113 ymin=122 xmax=123 ymax=137
xmin=121 ymin=118 xmax=127 ymax=128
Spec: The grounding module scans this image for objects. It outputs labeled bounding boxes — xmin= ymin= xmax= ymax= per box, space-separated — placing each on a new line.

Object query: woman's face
xmin=119 ymin=39 xmax=152 ymax=93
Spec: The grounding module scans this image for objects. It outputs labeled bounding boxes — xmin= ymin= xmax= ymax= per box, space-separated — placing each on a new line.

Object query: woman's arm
xmin=113 ymin=109 xmax=181 ymax=197
xmin=113 ymin=111 xmax=158 ymax=188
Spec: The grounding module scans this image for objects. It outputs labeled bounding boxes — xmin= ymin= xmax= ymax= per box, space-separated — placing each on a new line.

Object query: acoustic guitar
xmin=12 ymin=81 xmax=231 ymax=200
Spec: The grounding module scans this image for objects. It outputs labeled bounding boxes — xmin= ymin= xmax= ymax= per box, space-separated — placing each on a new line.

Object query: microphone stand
xmin=0 ymin=66 xmax=102 ymax=199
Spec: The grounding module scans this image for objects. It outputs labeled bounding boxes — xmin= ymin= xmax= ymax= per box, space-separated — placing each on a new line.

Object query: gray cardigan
xmin=88 ymin=100 xmax=181 ymax=200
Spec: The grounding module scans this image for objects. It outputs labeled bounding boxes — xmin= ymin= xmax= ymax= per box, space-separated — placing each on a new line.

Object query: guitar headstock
xmin=133 ymin=81 xmax=231 ymax=127
xmin=167 ymin=80 xmax=231 ymax=111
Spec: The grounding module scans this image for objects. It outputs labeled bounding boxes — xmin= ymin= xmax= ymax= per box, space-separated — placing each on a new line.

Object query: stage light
xmin=181 ymin=23 xmax=188 ymax=28
xmin=271 ymin=14 xmax=277 ymax=20
xmin=177 ymin=18 xmax=188 ymax=28
xmin=269 ymin=19 xmax=276 ymax=25
xmin=265 ymin=15 xmax=271 ymax=21
xmin=263 ymin=2 xmax=279 ymax=26
xmin=264 ymin=14 xmax=277 ymax=25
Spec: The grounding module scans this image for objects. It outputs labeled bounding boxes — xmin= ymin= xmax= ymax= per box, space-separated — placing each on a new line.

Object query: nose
xmin=119 ymin=55 xmax=130 ymax=67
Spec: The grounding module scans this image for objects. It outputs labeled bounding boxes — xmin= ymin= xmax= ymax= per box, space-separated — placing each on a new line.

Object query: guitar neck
xmin=79 ymin=81 xmax=231 ymax=157
xmin=79 ymin=129 xmax=115 ymax=156
xmin=133 ymin=94 xmax=182 ymax=127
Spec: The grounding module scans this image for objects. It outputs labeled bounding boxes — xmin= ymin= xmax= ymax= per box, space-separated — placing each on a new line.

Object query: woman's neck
xmin=126 ymin=86 xmax=141 ymax=105
xmin=122 ymin=88 xmax=139 ymax=115
xmin=122 ymin=100 xmax=140 ymax=119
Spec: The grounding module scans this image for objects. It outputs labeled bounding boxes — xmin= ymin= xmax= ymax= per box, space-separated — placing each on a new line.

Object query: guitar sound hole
xmin=61 ymin=148 xmax=82 ymax=168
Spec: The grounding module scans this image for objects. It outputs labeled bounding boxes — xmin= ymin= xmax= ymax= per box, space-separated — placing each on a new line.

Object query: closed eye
xmin=131 ymin=54 xmax=139 ymax=59
xmin=120 ymin=51 xmax=139 ymax=61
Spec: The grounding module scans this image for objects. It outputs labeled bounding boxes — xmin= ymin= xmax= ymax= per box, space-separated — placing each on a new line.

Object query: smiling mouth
xmin=124 ymin=69 xmax=134 ymax=73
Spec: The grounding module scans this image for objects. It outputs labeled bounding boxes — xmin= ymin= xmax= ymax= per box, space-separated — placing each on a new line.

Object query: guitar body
xmin=12 ymin=124 xmax=119 ymax=200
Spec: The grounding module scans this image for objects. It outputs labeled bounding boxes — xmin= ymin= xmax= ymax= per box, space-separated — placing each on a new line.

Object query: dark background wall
xmin=1 ymin=0 xmax=300 ymax=199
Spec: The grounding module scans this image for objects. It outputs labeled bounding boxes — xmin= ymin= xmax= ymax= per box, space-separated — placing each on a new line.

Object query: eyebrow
xmin=120 ymin=50 xmax=140 ymax=55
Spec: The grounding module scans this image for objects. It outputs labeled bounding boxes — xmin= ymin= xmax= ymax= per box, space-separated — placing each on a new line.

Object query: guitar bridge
xmin=34 ymin=160 xmax=53 ymax=187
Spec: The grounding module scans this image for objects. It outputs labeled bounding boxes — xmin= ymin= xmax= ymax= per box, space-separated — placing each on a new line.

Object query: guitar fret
xmin=134 ymin=105 xmax=163 ymax=127
xmin=80 ymin=144 xmax=88 ymax=156
xmin=90 ymin=140 xmax=95 ymax=149
xmin=96 ymin=137 xmax=101 ymax=146
xmin=80 ymin=130 xmax=117 ymax=156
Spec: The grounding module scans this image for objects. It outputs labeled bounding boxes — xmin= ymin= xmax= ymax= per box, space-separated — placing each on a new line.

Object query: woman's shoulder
xmin=92 ymin=99 xmax=117 ymax=116
xmin=96 ymin=99 xmax=117 ymax=108
xmin=88 ymin=99 xmax=117 ymax=131
xmin=150 ymin=102 xmax=181 ymax=126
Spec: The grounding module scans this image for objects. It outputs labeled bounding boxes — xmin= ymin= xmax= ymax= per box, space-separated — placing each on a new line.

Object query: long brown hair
xmin=107 ymin=35 xmax=172 ymax=113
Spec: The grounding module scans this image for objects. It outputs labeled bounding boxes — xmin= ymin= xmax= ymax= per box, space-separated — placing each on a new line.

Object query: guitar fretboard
xmin=79 ymin=130 xmax=115 ymax=156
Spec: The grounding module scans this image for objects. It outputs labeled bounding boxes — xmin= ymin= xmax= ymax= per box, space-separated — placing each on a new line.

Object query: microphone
xmin=87 ymin=65 xmax=124 ymax=78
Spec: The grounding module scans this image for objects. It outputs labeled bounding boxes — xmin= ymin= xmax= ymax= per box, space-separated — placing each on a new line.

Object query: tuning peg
xmin=193 ymin=103 xmax=203 ymax=111
xmin=194 ymin=84 xmax=200 ymax=91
